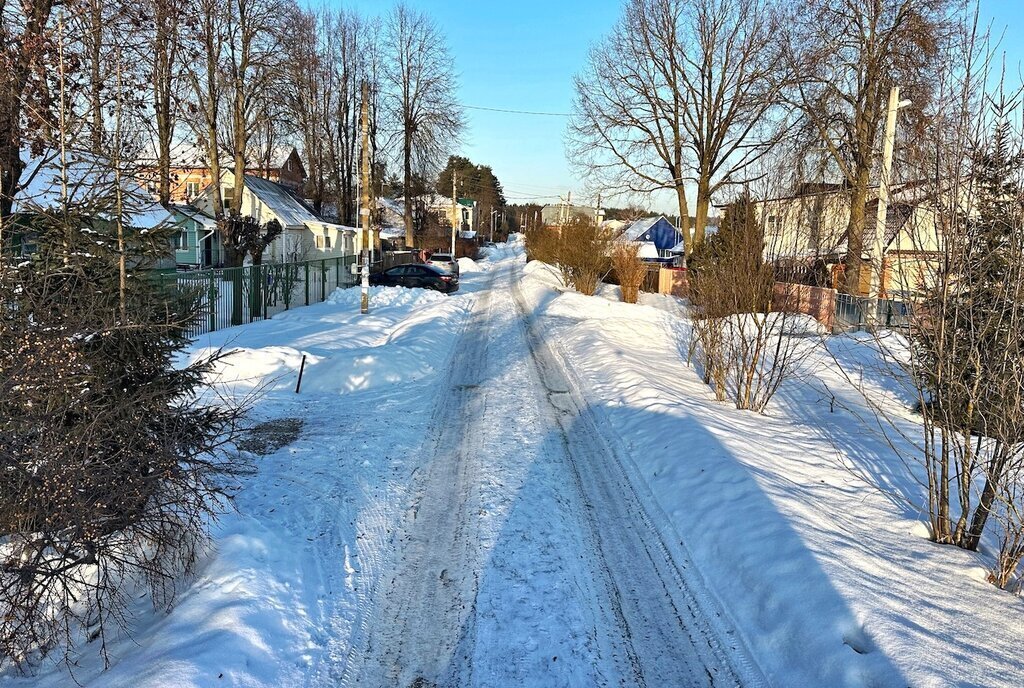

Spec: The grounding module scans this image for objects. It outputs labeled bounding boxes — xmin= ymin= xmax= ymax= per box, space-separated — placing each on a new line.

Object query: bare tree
xmin=183 ymin=0 xmax=228 ymax=227
xmin=384 ymin=3 xmax=463 ymax=247
xmin=783 ymin=0 xmax=957 ymax=294
xmin=147 ymin=0 xmax=185 ymax=207
xmin=570 ymin=0 xmax=694 ymax=252
xmin=224 ymin=0 xmax=285 ymax=218
xmin=677 ymin=0 xmax=789 ymax=248
xmin=0 ymin=0 xmax=58 ymax=223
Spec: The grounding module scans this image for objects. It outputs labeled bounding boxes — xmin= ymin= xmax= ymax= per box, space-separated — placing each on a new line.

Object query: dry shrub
xmin=525 ymin=225 xmax=559 ymax=266
xmin=557 ymin=217 xmax=613 ymax=295
xmin=611 ymin=242 xmax=646 ymax=303
xmin=525 ymin=218 xmax=612 ymax=295
xmin=688 ymin=193 xmax=803 ymax=411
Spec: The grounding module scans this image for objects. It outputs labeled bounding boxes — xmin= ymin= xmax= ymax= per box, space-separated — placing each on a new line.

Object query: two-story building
xmin=142 ymin=147 xmax=307 ymax=204
xmin=754 ymin=183 xmax=942 ymax=298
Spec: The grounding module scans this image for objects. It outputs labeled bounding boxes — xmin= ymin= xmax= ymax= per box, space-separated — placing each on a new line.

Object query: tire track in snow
xmin=510 ymin=265 xmax=768 ymax=688
xmin=343 ymin=256 xmax=761 ymax=687
xmin=340 ymin=281 xmax=496 ymax=687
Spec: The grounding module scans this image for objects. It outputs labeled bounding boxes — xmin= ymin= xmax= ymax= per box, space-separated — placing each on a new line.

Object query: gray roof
xmin=244 ymin=175 xmax=320 ymax=228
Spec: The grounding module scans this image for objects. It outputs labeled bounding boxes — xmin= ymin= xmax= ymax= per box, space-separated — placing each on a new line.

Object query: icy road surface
xmin=341 ymin=259 xmax=755 ymax=687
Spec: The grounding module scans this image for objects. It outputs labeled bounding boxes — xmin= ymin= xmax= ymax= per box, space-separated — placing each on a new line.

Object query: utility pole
xmin=450 ymin=172 xmax=458 ymax=256
xmin=360 ymin=80 xmax=371 ymax=315
xmin=868 ymin=86 xmax=911 ymax=327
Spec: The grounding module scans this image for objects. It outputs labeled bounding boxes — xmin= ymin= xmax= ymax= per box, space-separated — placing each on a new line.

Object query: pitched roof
xmin=621 ymin=216 xmax=667 ymax=241
xmin=243 ymin=175 xmax=321 ymax=227
xmin=16 ymin=149 xmax=171 ymax=229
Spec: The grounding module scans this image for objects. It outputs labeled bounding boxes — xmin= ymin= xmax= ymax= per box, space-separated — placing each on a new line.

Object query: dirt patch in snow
xmin=237 ymin=417 xmax=304 ymax=455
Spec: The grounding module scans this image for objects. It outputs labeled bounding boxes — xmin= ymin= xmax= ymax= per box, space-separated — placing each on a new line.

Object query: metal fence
xmin=161 ymin=252 xmax=420 ymax=337
xmin=835 ymin=293 xmax=913 ymax=332
xmin=157 ymin=255 xmax=361 ymax=338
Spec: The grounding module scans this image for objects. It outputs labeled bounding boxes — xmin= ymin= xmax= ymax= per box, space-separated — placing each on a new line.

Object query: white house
xmin=192 ymin=171 xmax=357 ymax=263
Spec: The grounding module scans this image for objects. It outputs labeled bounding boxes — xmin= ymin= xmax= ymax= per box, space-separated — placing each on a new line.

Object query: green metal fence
xmin=157 ymin=256 xmax=359 ymax=337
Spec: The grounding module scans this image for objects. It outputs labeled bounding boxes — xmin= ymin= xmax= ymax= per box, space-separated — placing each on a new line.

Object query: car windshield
xmin=431 ymin=254 xmax=452 ymax=261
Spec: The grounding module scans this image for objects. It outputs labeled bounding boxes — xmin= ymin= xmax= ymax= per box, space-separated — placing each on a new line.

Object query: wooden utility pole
xmin=360 ymin=80 xmax=371 ymax=314
xmin=868 ymin=86 xmax=911 ymax=326
xmin=450 ymin=172 xmax=458 ymax=256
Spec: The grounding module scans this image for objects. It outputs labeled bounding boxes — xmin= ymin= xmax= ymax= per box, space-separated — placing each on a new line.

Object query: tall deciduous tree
xmin=148 ymin=0 xmax=185 ymax=208
xmin=224 ymin=0 xmax=285 ymax=218
xmin=570 ymin=0 xmax=694 ymax=251
xmin=571 ymin=0 xmax=787 ymax=256
xmin=783 ymin=0 xmax=956 ymax=294
xmin=384 ymin=3 xmax=463 ymax=247
xmin=0 ymin=0 xmax=58 ymax=222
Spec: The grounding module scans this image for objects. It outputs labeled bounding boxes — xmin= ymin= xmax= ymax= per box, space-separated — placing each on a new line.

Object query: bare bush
xmin=558 ymin=217 xmax=613 ymax=296
xmin=688 ymin=193 xmax=805 ymax=411
xmin=611 ymin=242 xmax=646 ymax=304
xmin=524 ymin=218 xmax=612 ymax=295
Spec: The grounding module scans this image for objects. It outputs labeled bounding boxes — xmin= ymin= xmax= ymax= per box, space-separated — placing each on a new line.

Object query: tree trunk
xmin=694 ymin=175 xmax=712 ymax=253
xmin=403 ymin=129 xmax=414 ymax=247
xmin=89 ymin=0 xmax=104 ymax=152
xmin=674 ymin=184 xmax=692 ymax=256
xmin=0 ymin=133 xmax=25 ymax=222
xmin=843 ymin=167 xmax=871 ymax=295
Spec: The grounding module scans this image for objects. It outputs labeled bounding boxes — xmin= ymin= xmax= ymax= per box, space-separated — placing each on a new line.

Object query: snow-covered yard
xmin=7 ymin=239 xmax=1022 ymax=687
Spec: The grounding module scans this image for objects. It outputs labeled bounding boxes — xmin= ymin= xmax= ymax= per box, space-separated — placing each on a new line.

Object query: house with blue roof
xmin=617 ymin=216 xmax=683 ymax=262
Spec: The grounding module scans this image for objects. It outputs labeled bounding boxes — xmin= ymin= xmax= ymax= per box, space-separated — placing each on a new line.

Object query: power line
xmin=464 ymin=104 xmax=571 ymax=117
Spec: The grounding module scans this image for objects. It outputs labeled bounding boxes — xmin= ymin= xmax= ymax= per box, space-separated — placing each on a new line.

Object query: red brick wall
xmin=773 ymin=282 xmax=836 ymax=330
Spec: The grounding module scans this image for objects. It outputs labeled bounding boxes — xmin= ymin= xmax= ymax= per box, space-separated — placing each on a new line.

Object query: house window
xmin=766 ymin=215 xmax=780 ymax=234
xmin=222 ymin=186 xmax=234 ymax=211
xmin=316 ymin=234 xmax=325 ymax=249
xmin=316 ymin=232 xmax=332 ymax=249
xmin=185 ymin=181 xmax=200 ymax=199
xmin=174 ymin=230 xmax=189 ymax=251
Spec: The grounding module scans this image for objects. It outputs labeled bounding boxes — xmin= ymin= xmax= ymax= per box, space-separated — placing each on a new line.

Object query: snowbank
xmin=456 ymin=256 xmax=482 ymax=273
xmin=519 ymin=259 xmax=1024 ymax=688
xmin=324 ymin=284 xmax=448 ymax=310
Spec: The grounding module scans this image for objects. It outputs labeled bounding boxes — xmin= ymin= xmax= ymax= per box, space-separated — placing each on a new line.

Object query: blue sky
xmin=335 ymin=0 xmax=1024 ymax=211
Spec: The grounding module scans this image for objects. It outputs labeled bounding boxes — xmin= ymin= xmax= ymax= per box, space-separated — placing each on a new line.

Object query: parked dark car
xmin=369 ymin=263 xmax=460 ymax=293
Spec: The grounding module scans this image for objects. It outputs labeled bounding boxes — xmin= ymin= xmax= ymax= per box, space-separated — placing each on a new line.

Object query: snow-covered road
xmin=12 ymin=240 xmax=1021 ymax=688
xmin=343 ymin=258 xmax=751 ymax=687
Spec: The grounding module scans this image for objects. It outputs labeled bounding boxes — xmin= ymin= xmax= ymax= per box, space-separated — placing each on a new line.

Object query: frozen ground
xmin=6 ymin=239 xmax=1022 ymax=687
